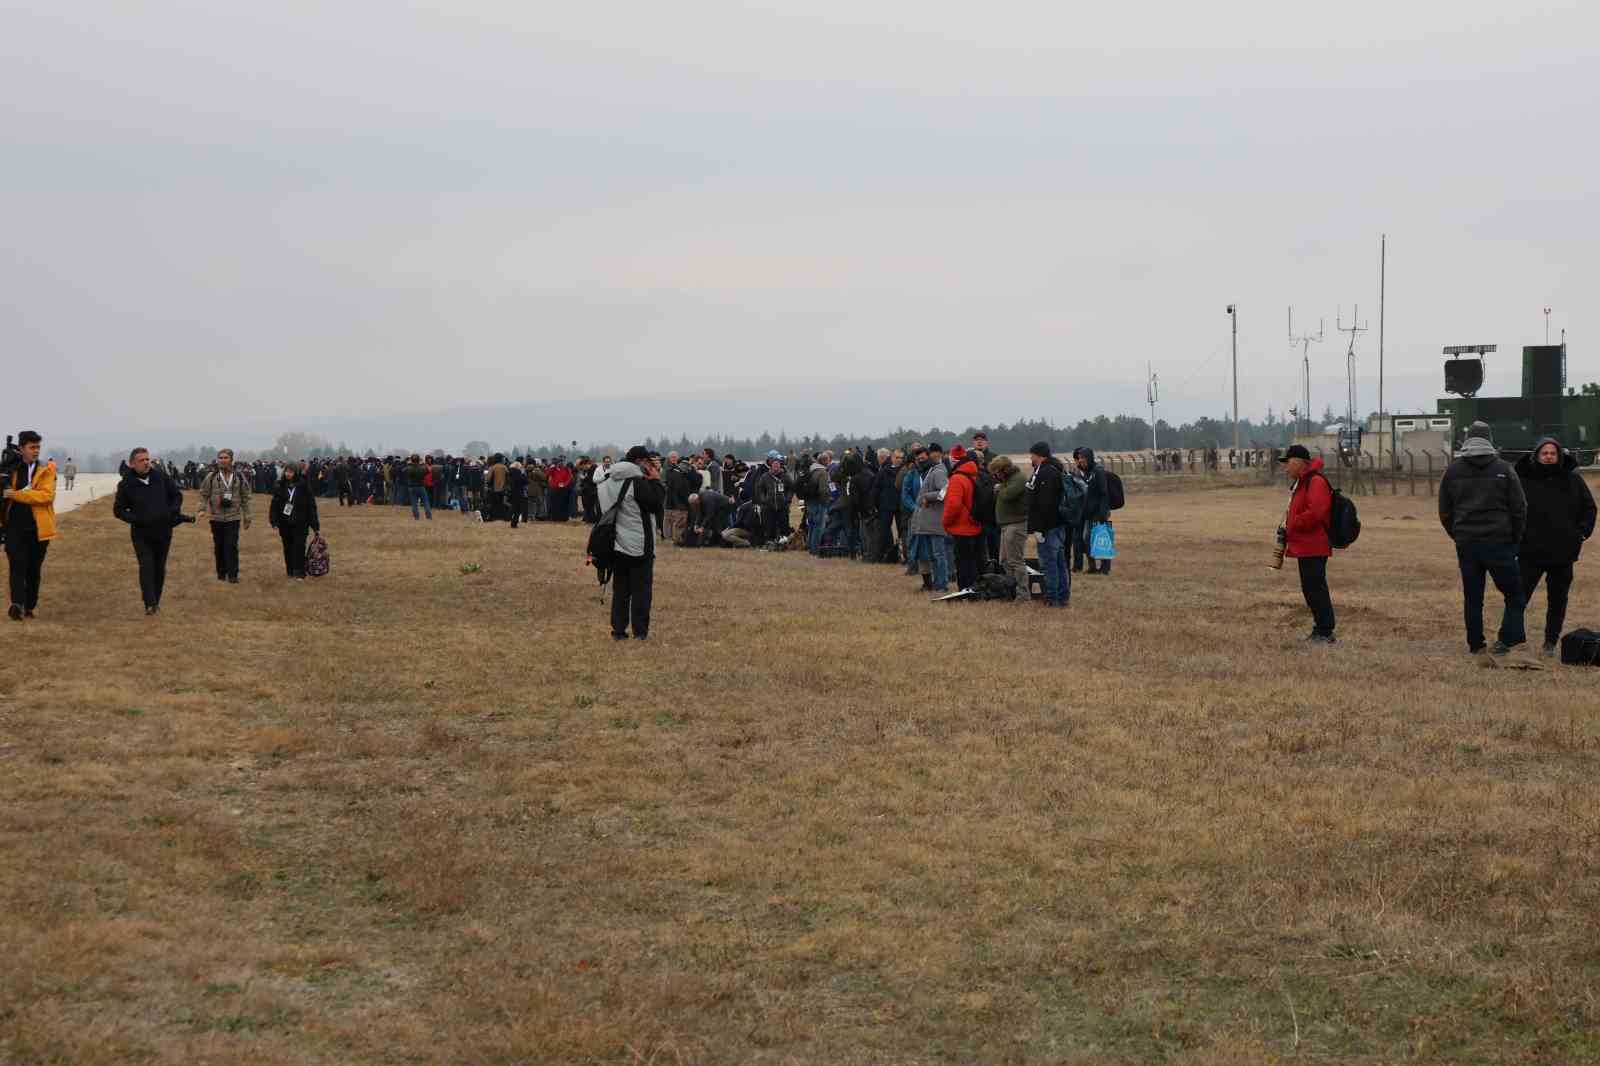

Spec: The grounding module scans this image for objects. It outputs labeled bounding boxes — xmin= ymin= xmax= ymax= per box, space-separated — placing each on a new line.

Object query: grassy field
xmin=5 ymin=481 xmax=1600 ymax=1064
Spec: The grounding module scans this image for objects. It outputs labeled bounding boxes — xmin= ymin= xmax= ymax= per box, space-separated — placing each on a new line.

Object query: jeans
xmin=999 ymin=522 xmax=1030 ymax=600
xmin=131 ymin=527 xmax=172 ymax=608
xmin=5 ymin=531 xmax=47 ymax=612
xmin=953 ymin=534 xmax=981 ymax=590
xmin=1519 ymin=558 xmax=1574 ymax=646
xmin=805 ymin=501 xmax=829 ymax=553
xmin=1296 ymin=555 xmax=1335 ymax=635
xmin=1040 ymin=525 xmax=1070 ymax=605
xmin=409 ymin=485 xmax=433 ymax=520
xmin=610 ymin=553 xmax=653 ymax=638
xmin=1456 ymin=542 xmax=1525 ymax=651
xmin=877 ymin=512 xmax=898 ymax=563
xmin=908 ymin=533 xmax=950 ymax=590
xmin=860 ymin=515 xmax=879 ymax=560
xmin=209 ymin=520 xmax=240 ymax=579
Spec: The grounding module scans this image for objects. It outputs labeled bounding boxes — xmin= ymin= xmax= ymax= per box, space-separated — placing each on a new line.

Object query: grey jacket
xmin=596 ymin=461 xmax=665 ymax=558
xmin=1439 ymin=437 xmax=1527 ymax=545
xmin=908 ymin=462 xmax=949 ymax=537
xmin=198 ymin=468 xmax=251 ymax=524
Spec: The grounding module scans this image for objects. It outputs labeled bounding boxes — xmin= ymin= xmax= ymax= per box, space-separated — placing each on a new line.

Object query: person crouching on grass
xmin=1277 ymin=444 xmax=1336 ymax=644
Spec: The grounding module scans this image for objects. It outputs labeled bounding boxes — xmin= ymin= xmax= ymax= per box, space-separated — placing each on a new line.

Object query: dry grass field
xmin=6 ymin=480 xmax=1600 ymax=1064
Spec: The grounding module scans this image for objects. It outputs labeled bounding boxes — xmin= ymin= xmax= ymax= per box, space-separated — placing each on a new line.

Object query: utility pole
xmin=1146 ymin=363 xmax=1159 ymax=452
xmin=1227 ymin=304 xmax=1239 ymax=453
xmin=1545 ymin=306 xmax=1552 ymax=344
xmin=1337 ymin=305 xmax=1369 ymax=464
xmin=1378 ymin=234 xmax=1387 ymax=472
xmin=1288 ymin=307 xmax=1324 ymax=438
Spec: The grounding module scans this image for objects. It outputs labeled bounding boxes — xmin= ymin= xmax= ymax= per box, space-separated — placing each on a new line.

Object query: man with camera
xmin=198 ymin=448 xmax=251 ymax=583
xmin=114 ymin=448 xmax=186 ymax=616
xmin=1277 ymin=444 xmax=1336 ymax=644
xmin=2 ymin=431 xmax=56 ymax=621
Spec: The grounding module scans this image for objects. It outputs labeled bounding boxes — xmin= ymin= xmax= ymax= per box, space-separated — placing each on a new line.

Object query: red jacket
xmin=548 ymin=464 xmax=574 ymax=490
xmin=942 ymin=460 xmax=983 ymax=536
xmin=1285 ymin=458 xmax=1332 ymax=558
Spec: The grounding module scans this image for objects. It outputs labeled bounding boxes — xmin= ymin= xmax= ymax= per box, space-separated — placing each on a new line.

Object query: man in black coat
xmin=113 ymin=448 xmax=185 ymax=616
xmin=1515 ymin=436 xmax=1597 ymax=656
xmin=1440 ymin=422 xmax=1529 ymax=661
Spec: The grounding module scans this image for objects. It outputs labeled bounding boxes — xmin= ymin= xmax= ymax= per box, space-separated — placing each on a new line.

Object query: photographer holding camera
xmin=197 ymin=448 xmax=251 ymax=583
xmin=114 ymin=447 xmax=187 ymax=616
xmin=2 ymin=431 xmax=56 ymax=621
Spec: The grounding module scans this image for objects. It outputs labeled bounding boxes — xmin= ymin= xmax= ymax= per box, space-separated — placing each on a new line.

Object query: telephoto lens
xmin=1268 ymin=527 xmax=1287 ymax=570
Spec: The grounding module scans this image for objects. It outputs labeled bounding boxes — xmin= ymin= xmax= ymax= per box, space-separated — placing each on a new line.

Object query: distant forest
xmin=77 ymin=411 xmax=1304 ymax=470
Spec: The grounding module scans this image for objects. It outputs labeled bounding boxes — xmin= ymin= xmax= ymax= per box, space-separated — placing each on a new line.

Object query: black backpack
xmin=1106 ymin=470 xmax=1125 ymax=511
xmin=972 ymin=573 xmax=1017 ymax=601
xmin=1057 ymin=468 xmax=1086 ymax=527
xmin=1560 ymin=628 xmax=1600 ymax=665
xmin=585 ymin=479 xmax=634 ymax=585
xmin=969 ymin=470 xmax=996 ymax=526
xmin=1313 ymin=473 xmax=1361 ymax=549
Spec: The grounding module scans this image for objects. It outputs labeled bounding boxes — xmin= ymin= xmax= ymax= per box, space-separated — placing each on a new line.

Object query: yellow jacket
xmin=5 ymin=462 xmax=57 ymax=541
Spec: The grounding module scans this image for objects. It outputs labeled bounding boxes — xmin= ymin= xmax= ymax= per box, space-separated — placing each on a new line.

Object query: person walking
xmin=61 ymin=457 xmax=76 ymax=491
xmin=1515 ymin=436 xmax=1596 ymax=656
xmin=507 ymin=460 xmax=529 ymax=529
xmin=1276 ymin=444 xmax=1336 ymax=644
xmin=991 ymin=455 xmax=1030 ymax=602
xmin=113 ymin=447 xmax=183 ymax=615
xmin=596 ymin=446 xmax=665 ymax=640
xmin=1440 ymin=422 xmax=1528 ymax=664
xmin=1025 ymin=443 xmax=1070 ymax=607
xmin=2 ymin=430 xmax=55 ymax=620
xmin=197 ymin=448 xmax=251 ymax=583
xmin=269 ymin=465 xmax=320 ymax=579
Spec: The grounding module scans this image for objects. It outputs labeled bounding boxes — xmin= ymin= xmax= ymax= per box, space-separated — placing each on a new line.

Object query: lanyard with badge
xmin=218 ymin=471 xmax=235 ymax=510
xmin=283 ymin=486 xmax=296 ymax=519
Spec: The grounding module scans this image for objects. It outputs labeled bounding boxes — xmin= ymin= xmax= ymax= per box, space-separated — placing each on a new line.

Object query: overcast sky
xmin=6 ymin=1 xmax=1596 ymax=444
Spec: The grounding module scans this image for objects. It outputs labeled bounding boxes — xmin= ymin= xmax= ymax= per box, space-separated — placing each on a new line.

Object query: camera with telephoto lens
xmin=0 ymin=436 xmax=20 ymax=482
xmin=1268 ymin=525 xmax=1287 ymax=570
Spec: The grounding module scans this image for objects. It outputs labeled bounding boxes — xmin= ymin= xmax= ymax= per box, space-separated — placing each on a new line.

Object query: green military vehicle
xmin=1437 ymin=341 xmax=1597 ymax=464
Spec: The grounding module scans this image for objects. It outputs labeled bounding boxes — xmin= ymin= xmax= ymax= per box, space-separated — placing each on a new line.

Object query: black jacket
xmin=664 ymin=462 xmax=698 ymax=510
xmin=1077 ymin=449 xmax=1111 ymax=524
xmin=1515 ymin=445 xmax=1596 ymax=565
xmin=269 ymin=479 xmax=320 ymax=532
xmin=1439 ymin=447 xmax=1527 ymax=545
xmin=1025 ymin=459 xmax=1065 ymax=533
xmin=114 ymin=468 xmax=183 ymax=532
xmin=843 ymin=454 xmax=875 ymax=520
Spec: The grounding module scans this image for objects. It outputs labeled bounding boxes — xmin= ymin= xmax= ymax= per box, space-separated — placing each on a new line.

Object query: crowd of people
xmin=3 ymin=424 xmax=1596 ymax=663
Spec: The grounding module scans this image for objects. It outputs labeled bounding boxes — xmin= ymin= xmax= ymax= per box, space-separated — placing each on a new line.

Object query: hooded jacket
xmin=843 ymin=454 xmax=876 ymax=520
xmin=1514 ymin=439 xmax=1596 ymax=565
xmin=269 ymin=476 xmax=320 ymax=532
xmin=596 ymin=461 xmax=665 ymax=558
xmin=1284 ymin=457 xmax=1333 ymax=558
xmin=1439 ymin=436 xmax=1527 ymax=545
xmin=1076 ymin=448 xmax=1111 ymax=525
xmin=994 ymin=466 xmax=1027 ymax=526
xmin=941 ymin=458 xmax=983 ymax=536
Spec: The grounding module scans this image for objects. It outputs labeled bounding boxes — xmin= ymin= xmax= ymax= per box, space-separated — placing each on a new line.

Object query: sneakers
xmin=1542 ymin=641 xmax=1558 ymax=659
xmin=1305 ymin=632 xmax=1337 ymax=645
xmin=7 ymin=604 xmax=21 ymax=622
xmin=1477 ymin=640 xmax=1515 ymax=667
xmin=144 ymin=605 xmax=160 ymax=617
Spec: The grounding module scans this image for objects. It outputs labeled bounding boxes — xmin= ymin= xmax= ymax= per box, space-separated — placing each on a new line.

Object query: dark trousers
xmin=209 ymin=520 xmax=240 ymax=579
xmin=1456 ymin=542 xmax=1526 ymax=651
xmin=953 ymin=534 xmax=981 ymax=591
xmin=877 ymin=512 xmax=898 ymax=563
xmin=610 ymin=554 xmax=654 ymax=638
xmin=509 ymin=494 xmax=526 ymax=528
xmin=338 ymin=485 xmax=354 ymax=506
xmin=1519 ymin=558 xmax=1574 ymax=646
xmin=1296 ymin=555 xmax=1335 ymax=636
xmin=131 ymin=528 xmax=172 ymax=608
xmin=5 ymin=532 xmax=47 ymax=612
xmin=279 ymin=526 xmax=309 ymax=577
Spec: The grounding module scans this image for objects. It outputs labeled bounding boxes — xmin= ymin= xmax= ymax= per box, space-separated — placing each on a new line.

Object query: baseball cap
xmin=1277 ymin=444 xmax=1312 ymax=463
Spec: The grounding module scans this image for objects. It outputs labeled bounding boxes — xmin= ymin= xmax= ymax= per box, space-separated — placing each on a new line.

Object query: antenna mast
xmin=1146 ymin=363 xmax=1159 ymax=452
xmin=1288 ymin=307 xmax=1324 ymax=437
xmin=1337 ymin=305 xmax=1369 ymax=453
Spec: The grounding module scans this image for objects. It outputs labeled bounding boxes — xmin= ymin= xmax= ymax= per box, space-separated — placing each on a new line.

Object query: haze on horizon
xmin=5 ymin=1 xmax=1596 ymax=446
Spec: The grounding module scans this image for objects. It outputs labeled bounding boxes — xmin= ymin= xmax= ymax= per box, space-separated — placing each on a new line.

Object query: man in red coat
xmin=1278 ymin=444 xmax=1336 ymax=643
